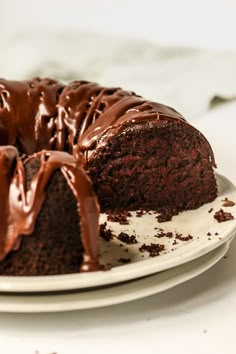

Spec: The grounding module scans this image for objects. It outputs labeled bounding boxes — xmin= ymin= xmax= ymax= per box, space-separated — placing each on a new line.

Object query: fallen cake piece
xmin=0 ymin=147 xmax=101 ymax=275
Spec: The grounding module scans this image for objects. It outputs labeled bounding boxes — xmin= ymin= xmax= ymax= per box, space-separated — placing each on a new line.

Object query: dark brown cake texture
xmin=0 ymin=147 xmax=101 ymax=275
xmin=0 ymin=78 xmax=218 ymax=275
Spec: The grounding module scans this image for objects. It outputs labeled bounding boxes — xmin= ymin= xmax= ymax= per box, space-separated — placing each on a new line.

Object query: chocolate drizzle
xmin=0 ymin=78 xmax=216 ymax=166
xmin=0 ymin=147 xmax=101 ymax=271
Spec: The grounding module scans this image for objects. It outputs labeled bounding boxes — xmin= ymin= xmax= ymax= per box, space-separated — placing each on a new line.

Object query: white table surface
xmin=0 ymin=103 xmax=236 ymax=354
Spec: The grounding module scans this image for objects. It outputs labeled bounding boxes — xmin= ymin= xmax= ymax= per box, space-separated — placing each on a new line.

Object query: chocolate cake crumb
xmin=136 ymin=209 xmax=145 ymax=217
xmin=139 ymin=243 xmax=165 ymax=257
xmin=155 ymin=229 xmax=193 ymax=242
xmin=214 ymin=209 xmax=234 ymax=223
xmin=154 ymin=227 xmax=164 ymax=231
xmin=208 ymin=208 xmax=213 ymax=213
xmin=222 ymin=197 xmax=235 ymax=207
xmin=155 ymin=208 xmax=179 ymax=223
xmin=100 ymin=222 xmax=113 ymax=241
xmin=106 ymin=210 xmax=131 ymax=224
xmin=118 ymin=257 xmax=131 ymax=264
xmin=215 ymin=232 xmax=219 ymax=235
xmin=117 ymin=232 xmax=138 ymax=244
xmin=156 ymin=212 xmax=173 ymax=223
xmin=155 ymin=231 xmax=174 ymax=238
xmin=207 ymin=232 xmax=211 ymax=236
xmin=175 ymin=233 xmax=193 ymax=241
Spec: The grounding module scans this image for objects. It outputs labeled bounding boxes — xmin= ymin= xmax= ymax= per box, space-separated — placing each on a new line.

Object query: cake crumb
xmin=155 ymin=231 xmax=174 ymax=238
xmin=154 ymin=227 xmax=164 ymax=231
xmin=214 ymin=209 xmax=234 ymax=223
xmin=139 ymin=243 xmax=165 ymax=257
xmin=208 ymin=208 xmax=213 ymax=213
xmin=175 ymin=233 xmax=193 ymax=241
xmin=118 ymin=257 xmax=131 ymax=264
xmin=136 ymin=209 xmax=146 ymax=217
xmin=156 ymin=212 xmax=173 ymax=223
xmin=100 ymin=222 xmax=113 ymax=241
xmin=117 ymin=232 xmax=138 ymax=244
xmin=207 ymin=232 xmax=211 ymax=236
xmin=222 ymin=197 xmax=235 ymax=207
xmin=215 ymin=232 xmax=219 ymax=235
xmin=106 ymin=210 xmax=131 ymax=224
xmin=155 ymin=207 xmax=179 ymax=223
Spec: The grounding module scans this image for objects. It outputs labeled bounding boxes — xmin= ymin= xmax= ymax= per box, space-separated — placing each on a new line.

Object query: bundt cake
xmin=0 ymin=77 xmax=218 ymax=275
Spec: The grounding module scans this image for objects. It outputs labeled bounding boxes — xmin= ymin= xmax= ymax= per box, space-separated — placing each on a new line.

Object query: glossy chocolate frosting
xmin=0 ymin=146 xmax=101 ymax=271
xmin=0 ymin=78 xmax=216 ymax=166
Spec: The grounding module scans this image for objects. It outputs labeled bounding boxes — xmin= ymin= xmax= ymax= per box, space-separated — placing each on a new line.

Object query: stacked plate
xmin=0 ymin=173 xmax=235 ymax=313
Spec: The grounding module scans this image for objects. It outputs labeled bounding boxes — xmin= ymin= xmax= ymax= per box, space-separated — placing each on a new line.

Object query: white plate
xmin=0 ymin=173 xmax=235 ymax=293
xmin=0 ymin=240 xmax=230 ymax=313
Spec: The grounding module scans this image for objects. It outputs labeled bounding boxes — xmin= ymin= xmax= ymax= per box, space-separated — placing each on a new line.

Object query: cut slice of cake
xmin=0 ymin=147 xmax=101 ymax=275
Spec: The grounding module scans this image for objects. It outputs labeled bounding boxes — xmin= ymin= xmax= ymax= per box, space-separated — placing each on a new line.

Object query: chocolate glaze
xmin=0 ymin=146 xmax=101 ymax=271
xmin=0 ymin=78 xmax=216 ymax=166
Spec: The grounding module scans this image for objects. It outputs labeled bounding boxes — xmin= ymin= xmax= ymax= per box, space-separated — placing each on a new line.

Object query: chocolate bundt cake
xmin=0 ymin=147 xmax=100 ymax=275
xmin=0 ymin=78 xmax=217 ymax=210
xmin=0 ymin=77 xmax=217 ymax=275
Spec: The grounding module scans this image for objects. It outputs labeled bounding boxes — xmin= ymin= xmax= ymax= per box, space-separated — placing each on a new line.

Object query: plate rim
xmin=0 ymin=240 xmax=230 ymax=313
xmin=0 ymin=172 xmax=235 ymax=293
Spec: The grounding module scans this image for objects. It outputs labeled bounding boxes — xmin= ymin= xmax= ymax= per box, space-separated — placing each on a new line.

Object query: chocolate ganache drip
xmin=0 ymin=146 xmax=101 ymax=271
xmin=0 ymin=78 xmax=216 ymax=167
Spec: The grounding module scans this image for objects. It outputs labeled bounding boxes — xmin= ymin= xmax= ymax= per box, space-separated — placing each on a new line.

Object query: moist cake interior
xmin=87 ymin=120 xmax=217 ymax=212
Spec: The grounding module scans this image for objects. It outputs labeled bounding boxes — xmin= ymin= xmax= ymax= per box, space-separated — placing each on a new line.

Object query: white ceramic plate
xmin=0 ymin=173 xmax=235 ymax=293
xmin=0 ymin=240 xmax=230 ymax=313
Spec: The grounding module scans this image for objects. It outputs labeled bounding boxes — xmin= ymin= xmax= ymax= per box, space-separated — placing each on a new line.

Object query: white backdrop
xmin=1 ymin=0 xmax=236 ymax=49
